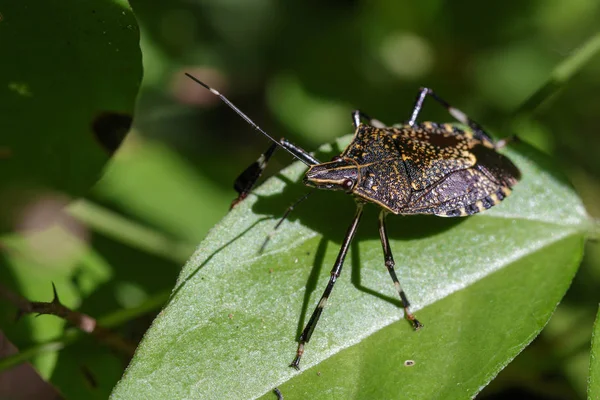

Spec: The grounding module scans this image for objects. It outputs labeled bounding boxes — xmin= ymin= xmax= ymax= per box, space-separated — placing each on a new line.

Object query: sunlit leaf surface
xmin=112 ymin=137 xmax=589 ymax=399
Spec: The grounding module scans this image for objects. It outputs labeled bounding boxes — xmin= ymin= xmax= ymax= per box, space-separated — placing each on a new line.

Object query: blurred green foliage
xmin=1 ymin=0 xmax=600 ymax=399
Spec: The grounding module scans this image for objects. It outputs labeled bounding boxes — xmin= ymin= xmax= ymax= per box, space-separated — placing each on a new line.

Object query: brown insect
xmin=185 ymin=73 xmax=520 ymax=369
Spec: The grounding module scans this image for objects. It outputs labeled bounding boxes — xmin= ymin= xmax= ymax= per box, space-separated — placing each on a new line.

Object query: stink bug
xmin=185 ymin=73 xmax=520 ymax=370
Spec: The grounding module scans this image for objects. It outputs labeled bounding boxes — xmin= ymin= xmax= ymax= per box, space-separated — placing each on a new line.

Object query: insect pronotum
xmin=185 ymin=73 xmax=520 ymax=370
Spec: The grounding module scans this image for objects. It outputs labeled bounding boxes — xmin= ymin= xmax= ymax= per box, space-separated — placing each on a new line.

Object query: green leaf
xmin=112 ymin=137 xmax=589 ymax=399
xmin=0 ymin=0 xmax=142 ymax=231
xmin=589 ymin=306 xmax=600 ymax=400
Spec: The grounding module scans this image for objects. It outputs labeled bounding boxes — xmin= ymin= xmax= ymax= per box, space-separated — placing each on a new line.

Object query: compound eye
xmin=342 ymin=178 xmax=355 ymax=191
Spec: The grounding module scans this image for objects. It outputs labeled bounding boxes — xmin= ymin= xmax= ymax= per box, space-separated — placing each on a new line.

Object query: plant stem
xmin=0 ymin=289 xmax=171 ymax=371
xmin=514 ymin=31 xmax=600 ymax=115
xmin=67 ymin=199 xmax=194 ymax=264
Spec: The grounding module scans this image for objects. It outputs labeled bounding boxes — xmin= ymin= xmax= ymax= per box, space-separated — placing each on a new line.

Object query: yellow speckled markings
xmin=184 ymin=75 xmax=521 ymax=371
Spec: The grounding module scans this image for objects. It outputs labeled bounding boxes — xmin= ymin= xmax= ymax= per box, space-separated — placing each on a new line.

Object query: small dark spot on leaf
xmin=317 ymin=371 xmax=321 ymax=376
xmin=404 ymin=359 xmax=415 ymax=367
xmin=92 ymin=111 xmax=132 ymax=154
xmin=228 ymin=313 xmax=233 ymax=319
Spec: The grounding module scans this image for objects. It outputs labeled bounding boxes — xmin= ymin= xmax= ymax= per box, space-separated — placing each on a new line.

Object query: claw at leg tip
xmin=413 ymin=319 xmax=423 ymax=330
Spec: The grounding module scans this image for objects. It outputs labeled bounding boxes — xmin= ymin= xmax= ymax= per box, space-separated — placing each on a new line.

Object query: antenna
xmin=184 ymin=73 xmax=310 ymax=165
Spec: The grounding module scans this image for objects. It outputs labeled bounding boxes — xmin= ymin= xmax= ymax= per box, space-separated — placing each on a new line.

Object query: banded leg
xmin=378 ymin=211 xmax=422 ymax=329
xmin=230 ymin=139 xmax=321 ymax=209
xmin=408 ymin=87 xmax=496 ymax=146
xmin=231 ymin=143 xmax=278 ymax=209
xmin=290 ymin=203 xmax=365 ymax=370
xmin=352 ymin=110 xmax=387 ymax=129
xmin=183 ymin=73 xmax=321 ymax=208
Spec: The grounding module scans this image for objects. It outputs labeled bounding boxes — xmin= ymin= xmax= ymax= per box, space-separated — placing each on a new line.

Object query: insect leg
xmin=408 ymin=88 xmax=429 ymax=127
xmin=260 ymin=191 xmax=313 ymax=252
xmin=409 ymin=87 xmax=496 ymax=145
xmin=231 ymin=143 xmax=278 ymax=209
xmin=352 ymin=110 xmax=387 ymax=128
xmin=290 ymin=203 xmax=365 ymax=370
xmin=378 ymin=211 xmax=423 ymax=330
xmin=230 ymin=139 xmax=320 ymax=209
xmin=494 ymin=135 xmax=520 ymax=149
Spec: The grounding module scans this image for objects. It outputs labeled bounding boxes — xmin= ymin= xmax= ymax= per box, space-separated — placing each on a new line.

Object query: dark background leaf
xmin=0 ymin=0 xmax=141 ymax=231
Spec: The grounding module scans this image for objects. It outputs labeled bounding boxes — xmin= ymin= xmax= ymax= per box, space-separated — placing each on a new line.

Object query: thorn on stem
xmin=51 ymin=282 xmax=61 ymax=305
